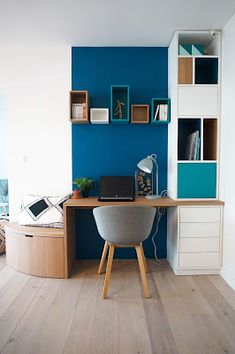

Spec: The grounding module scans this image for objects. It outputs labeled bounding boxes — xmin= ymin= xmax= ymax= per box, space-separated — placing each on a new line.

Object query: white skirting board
xmin=220 ymin=267 xmax=235 ymax=291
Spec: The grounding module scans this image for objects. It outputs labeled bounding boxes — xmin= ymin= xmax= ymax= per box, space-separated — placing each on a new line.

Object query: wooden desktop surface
xmin=64 ymin=196 xmax=224 ymax=208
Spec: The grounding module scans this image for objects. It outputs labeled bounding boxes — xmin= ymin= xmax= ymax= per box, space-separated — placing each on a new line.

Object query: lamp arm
xmin=150 ymin=154 xmax=159 ymax=196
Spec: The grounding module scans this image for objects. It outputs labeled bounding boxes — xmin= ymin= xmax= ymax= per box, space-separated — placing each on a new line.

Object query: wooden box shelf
xmin=131 ymin=105 xmax=149 ymax=124
xmin=110 ymin=85 xmax=129 ymax=123
xmin=70 ymin=90 xmax=89 ymax=123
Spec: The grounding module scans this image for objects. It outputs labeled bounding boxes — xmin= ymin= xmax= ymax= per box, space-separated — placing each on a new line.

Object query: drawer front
xmin=179 ymin=237 xmax=220 ymax=253
xmin=5 ymin=230 xmax=64 ymax=278
xmin=178 ymin=86 xmax=218 ymax=116
xmin=179 ymin=222 xmax=220 ymax=238
xmin=179 ymin=252 xmax=220 ymax=268
xmin=179 ymin=207 xmax=221 ymax=223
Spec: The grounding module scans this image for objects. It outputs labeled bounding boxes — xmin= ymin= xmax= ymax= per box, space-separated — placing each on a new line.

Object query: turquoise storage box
xmin=110 ymin=85 xmax=130 ymax=123
xmin=178 ymin=162 xmax=217 ymax=198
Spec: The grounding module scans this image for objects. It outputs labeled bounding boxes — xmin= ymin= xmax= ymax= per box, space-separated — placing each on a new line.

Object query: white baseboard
xmin=220 ymin=267 xmax=235 ymax=290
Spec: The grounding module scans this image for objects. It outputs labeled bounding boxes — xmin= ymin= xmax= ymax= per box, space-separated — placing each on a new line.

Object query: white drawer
xmin=179 ymin=252 xmax=220 ymax=268
xmin=179 ymin=222 xmax=220 ymax=238
xmin=179 ymin=237 xmax=220 ymax=253
xmin=178 ymin=86 xmax=218 ymax=116
xmin=179 ymin=207 xmax=221 ymax=223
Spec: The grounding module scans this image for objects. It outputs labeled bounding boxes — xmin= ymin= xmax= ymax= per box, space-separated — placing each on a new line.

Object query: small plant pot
xmin=81 ymin=189 xmax=90 ymax=198
xmin=72 ymin=190 xmax=81 ymax=199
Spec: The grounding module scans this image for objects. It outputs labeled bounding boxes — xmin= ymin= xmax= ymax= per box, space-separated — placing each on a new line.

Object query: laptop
xmin=98 ymin=176 xmax=135 ymax=202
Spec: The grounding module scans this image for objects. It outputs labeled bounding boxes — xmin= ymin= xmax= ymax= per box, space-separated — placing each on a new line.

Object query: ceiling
xmin=1 ymin=0 xmax=235 ymax=46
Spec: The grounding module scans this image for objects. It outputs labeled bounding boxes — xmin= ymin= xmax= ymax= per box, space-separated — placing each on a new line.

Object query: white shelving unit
xmin=168 ymin=30 xmax=221 ymax=200
xmin=167 ymin=31 xmax=223 ymax=275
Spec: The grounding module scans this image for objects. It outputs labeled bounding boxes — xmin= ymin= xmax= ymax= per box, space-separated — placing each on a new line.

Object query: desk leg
xmin=64 ymin=206 xmax=76 ymax=278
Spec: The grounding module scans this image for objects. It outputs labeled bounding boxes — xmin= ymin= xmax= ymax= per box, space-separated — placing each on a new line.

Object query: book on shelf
xmin=72 ymin=103 xmax=86 ymax=120
xmin=154 ymin=105 xmax=160 ymax=120
xmin=185 ymin=130 xmax=200 ymax=160
xmin=154 ymin=104 xmax=168 ymax=121
xmin=195 ymin=137 xmax=201 ymax=160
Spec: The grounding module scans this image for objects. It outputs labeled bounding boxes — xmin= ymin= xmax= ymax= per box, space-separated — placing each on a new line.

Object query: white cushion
xmin=19 ymin=194 xmax=70 ymax=228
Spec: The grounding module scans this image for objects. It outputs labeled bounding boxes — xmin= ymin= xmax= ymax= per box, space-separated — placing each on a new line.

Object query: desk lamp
xmin=137 ymin=154 xmax=160 ymax=199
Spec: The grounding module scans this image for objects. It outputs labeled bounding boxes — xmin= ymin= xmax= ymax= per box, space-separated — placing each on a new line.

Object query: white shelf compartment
xmin=90 ymin=108 xmax=109 ymax=124
xmin=178 ymin=31 xmax=221 ymax=56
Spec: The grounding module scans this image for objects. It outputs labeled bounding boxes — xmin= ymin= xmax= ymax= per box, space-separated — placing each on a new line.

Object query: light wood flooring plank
xmin=31 ymin=271 xmax=86 ymax=354
xmin=1 ymin=278 xmax=62 ymax=354
xmin=88 ymin=260 xmax=119 ymax=354
xmin=0 ymin=272 xmax=31 ymax=318
xmin=141 ymin=270 xmax=179 ymax=354
xmin=0 ymin=266 xmax=16 ymax=290
xmin=0 ymin=276 xmax=45 ymax=352
xmin=171 ymin=275 xmax=213 ymax=315
xmin=194 ymin=276 xmax=235 ymax=347
xmin=153 ymin=267 xmax=202 ymax=354
xmin=63 ymin=262 xmax=100 ymax=354
xmin=186 ymin=313 xmax=235 ymax=354
xmin=0 ymin=255 xmax=6 ymax=271
xmin=114 ymin=261 xmax=152 ymax=354
xmin=209 ymin=274 xmax=235 ymax=310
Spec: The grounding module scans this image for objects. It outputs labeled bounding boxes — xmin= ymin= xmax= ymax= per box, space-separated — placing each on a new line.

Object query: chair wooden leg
xmin=135 ymin=244 xmax=150 ymax=298
xmin=103 ymin=244 xmax=115 ymax=299
xmin=98 ymin=241 xmax=109 ymax=274
xmin=140 ymin=242 xmax=148 ymax=273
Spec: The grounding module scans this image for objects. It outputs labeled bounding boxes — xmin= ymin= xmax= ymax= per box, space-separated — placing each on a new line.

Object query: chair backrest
xmin=93 ymin=206 xmax=156 ymax=244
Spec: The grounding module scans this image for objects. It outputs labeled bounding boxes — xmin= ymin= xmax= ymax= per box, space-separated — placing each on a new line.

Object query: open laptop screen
xmin=99 ymin=176 xmax=134 ymax=200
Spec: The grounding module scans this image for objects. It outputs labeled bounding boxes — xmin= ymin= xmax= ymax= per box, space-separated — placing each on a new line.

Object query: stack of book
xmin=185 ymin=130 xmax=200 ymax=160
xmin=154 ymin=104 xmax=168 ymax=121
xmin=72 ymin=103 xmax=86 ymax=120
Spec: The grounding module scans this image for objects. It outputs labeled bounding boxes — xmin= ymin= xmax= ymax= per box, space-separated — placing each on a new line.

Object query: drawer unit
xmin=179 ymin=207 xmax=221 ymax=223
xmin=179 ymin=222 xmax=220 ymax=238
xmin=179 ymin=237 xmax=220 ymax=253
xmin=167 ymin=205 xmax=223 ymax=275
xmin=5 ymin=223 xmax=65 ymax=278
xmin=179 ymin=252 xmax=220 ymax=268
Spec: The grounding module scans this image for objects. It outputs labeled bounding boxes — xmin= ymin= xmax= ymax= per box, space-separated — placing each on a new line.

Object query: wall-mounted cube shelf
xmin=110 ymin=85 xmax=129 ymax=123
xmin=151 ymin=98 xmax=171 ymax=124
xmin=90 ymin=108 xmax=109 ymax=124
xmin=70 ymin=91 xmax=89 ymax=123
xmin=131 ymin=105 xmax=149 ymax=124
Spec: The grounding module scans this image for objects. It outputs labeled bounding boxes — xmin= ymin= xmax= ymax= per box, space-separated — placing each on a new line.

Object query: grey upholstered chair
xmin=93 ymin=206 xmax=156 ymax=298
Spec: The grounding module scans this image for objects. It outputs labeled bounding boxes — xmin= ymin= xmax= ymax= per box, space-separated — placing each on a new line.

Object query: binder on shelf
xmin=154 ymin=105 xmax=160 ymax=120
xmin=185 ymin=130 xmax=199 ymax=160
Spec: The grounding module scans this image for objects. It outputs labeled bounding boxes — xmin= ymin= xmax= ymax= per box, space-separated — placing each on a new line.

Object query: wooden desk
xmin=63 ymin=197 xmax=224 ymax=278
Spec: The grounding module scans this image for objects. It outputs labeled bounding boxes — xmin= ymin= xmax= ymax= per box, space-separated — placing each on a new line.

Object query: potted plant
xmin=73 ymin=177 xmax=95 ymax=198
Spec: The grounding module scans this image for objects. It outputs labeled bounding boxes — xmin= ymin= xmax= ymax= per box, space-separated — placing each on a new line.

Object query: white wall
xmin=220 ymin=15 xmax=235 ymax=289
xmin=0 ymin=45 xmax=71 ymax=219
xmin=0 ymin=95 xmax=8 ymax=179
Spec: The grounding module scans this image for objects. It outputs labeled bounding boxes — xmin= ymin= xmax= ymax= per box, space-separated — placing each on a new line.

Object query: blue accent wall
xmin=72 ymin=47 xmax=168 ymax=259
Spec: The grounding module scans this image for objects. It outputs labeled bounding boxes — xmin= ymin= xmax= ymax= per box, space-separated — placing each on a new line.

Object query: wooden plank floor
xmin=0 ymin=256 xmax=235 ymax=354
